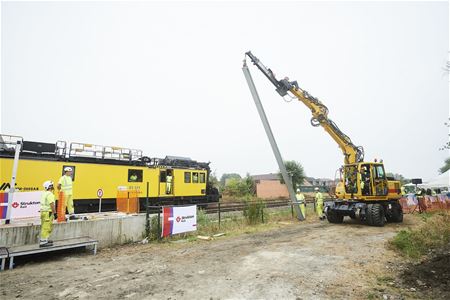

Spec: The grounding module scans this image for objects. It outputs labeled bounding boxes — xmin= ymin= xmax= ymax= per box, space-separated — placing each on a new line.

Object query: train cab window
xmin=61 ymin=165 xmax=76 ymax=181
xmin=192 ymin=172 xmax=199 ymax=183
xmin=128 ymin=169 xmax=143 ymax=182
xmin=199 ymin=173 xmax=206 ymax=183
xmin=160 ymin=170 xmax=167 ymax=183
xmin=184 ymin=172 xmax=191 ymax=183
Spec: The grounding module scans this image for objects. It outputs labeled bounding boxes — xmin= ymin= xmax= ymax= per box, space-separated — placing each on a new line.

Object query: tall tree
xmin=278 ymin=160 xmax=306 ymax=189
xmin=439 ymin=157 xmax=450 ymax=174
xmin=220 ymin=173 xmax=242 ymax=187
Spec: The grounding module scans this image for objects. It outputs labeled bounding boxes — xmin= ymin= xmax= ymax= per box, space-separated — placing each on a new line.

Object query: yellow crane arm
xmin=245 ymin=51 xmax=364 ymax=164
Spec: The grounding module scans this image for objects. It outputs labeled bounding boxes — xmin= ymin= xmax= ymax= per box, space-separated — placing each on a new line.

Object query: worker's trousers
xmin=316 ymin=202 xmax=323 ymax=218
xmin=166 ymin=183 xmax=172 ymax=194
xmin=40 ymin=211 xmax=54 ymax=240
xmin=299 ymin=203 xmax=306 ymax=218
xmin=64 ymin=193 xmax=74 ymax=214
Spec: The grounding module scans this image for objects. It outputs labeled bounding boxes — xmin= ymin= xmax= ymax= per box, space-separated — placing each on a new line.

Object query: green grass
xmin=390 ymin=212 xmax=450 ymax=259
xmin=146 ymin=205 xmax=301 ymax=243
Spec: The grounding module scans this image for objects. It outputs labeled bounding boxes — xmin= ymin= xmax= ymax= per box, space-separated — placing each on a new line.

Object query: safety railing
xmin=0 ymin=135 xmax=23 ymax=153
xmin=69 ymin=142 xmax=143 ymax=162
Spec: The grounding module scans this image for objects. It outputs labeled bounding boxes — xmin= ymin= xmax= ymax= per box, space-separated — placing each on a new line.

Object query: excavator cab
xmin=341 ymin=163 xmax=388 ymax=199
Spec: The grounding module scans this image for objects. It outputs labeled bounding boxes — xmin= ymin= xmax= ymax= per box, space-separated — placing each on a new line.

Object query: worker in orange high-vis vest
xmin=58 ymin=167 xmax=75 ymax=220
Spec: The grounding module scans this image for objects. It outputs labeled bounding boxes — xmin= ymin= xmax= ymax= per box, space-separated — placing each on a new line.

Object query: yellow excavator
xmin=245 ymin=51 xmax=403 ymax=226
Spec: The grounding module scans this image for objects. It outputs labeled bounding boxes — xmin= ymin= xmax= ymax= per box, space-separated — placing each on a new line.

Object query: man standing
xmin=58 ymin=167 xmax=75 ymax=220
xmin=314 ymin=187 xmax=325 ymax=220
xmin=295 ymin=188 xmax=306 ymax=219
xmin=40 ymin=181 xmax=57 ymax=247
xmin=166 ymin=171 xmax=173 ymax=194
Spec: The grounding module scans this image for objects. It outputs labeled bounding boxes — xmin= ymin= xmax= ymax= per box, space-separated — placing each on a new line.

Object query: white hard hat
xmin=64 ymin=167 xmax=73 ymax=172
xmin=314 ymin=187 xmax=319 ymax=191
xmin=296 ymin=188 xmax=300 ymax=192
xmin=43 ymin=180 xmax=54 ymax=190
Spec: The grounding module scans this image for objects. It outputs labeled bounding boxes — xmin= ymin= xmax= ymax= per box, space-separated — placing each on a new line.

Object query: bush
xmin=390 ymin=212 xmax=450 ymax=259
xmin=148 ymin=215 xmax=161 ymax=241
xmin=243 ymin=198 xmax=265 ymax=225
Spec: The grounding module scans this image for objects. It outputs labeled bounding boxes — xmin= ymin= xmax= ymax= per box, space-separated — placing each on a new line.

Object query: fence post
xmin=291 ymin=204 xmax=294 ymax=218
xmin=145 ymin=182 xmax=150 ymax=237
xmin=157 ymin=207 xmax=161 ymax=241
xmin=218 ymin=202 xmax=221 ymax=229
xmin=261 ymin=207 xmax=264 ymax=223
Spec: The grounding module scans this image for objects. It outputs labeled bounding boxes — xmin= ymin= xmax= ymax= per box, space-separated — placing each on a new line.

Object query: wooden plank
xmin=8 ymin=237 xmax=97 ymax=257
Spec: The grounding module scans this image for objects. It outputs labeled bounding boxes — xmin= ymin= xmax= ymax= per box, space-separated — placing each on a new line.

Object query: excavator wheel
xmin=366 ymin=203 xmax=385 ymax=227
xmin=388 ymin=201 xmax=403 ymax=223
xmin=327 ymin=210 xmax=344 ymax=224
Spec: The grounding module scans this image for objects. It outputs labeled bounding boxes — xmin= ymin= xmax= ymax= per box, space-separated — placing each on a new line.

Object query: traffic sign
xmin=97 ymin=189 xmax=104 ymax=198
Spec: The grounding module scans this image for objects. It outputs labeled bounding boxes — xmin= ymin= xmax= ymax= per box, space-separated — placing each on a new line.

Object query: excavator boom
xmin=245 ymin=51 xmax=364 ymax=164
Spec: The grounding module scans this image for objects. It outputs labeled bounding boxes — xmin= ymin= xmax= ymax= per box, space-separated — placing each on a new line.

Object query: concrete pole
xmin=242 ymin=61 xmax=304 ymax=221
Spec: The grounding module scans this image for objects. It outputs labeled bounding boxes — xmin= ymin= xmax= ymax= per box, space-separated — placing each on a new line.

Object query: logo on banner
xmin=0 ymin=191 xmax=43 ymax=220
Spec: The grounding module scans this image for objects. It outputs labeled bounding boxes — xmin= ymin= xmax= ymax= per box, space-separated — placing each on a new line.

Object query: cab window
xmin=375 ymin=166 xmax=385 ymax=179
xmin=160 ymin=170 xmax=167 ymax=183
xmin=184 ymin=172 xmax=191 ymax=183
xmin=128 ymin=169 xmax=143 ymax=182
xmin=199 ymin=173 xmax=206 ymax=183
xmin=192 ymin=172 xmax=199 ymax=183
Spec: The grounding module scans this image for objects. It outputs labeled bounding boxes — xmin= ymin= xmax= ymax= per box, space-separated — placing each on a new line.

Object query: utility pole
xmin=242 ymin=60 xmax=304 ymax=221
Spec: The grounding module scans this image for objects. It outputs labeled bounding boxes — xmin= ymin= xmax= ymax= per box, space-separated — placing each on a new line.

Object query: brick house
xmin=252 ymin=174 xmax=334 ymax=199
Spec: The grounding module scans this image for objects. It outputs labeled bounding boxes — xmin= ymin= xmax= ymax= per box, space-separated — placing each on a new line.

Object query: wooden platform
xmin=1 ymin=236 xmax=97 ymax=271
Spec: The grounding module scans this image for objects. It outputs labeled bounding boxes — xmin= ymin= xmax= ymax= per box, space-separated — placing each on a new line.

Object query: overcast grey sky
xmin=1 ymin=1 xmax=449 ymax=181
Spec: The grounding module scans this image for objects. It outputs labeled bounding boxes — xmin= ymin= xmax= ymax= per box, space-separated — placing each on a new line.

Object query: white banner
xmin=162 ymin=205 xmax=197 ymax=237
xmin=10 ymin=191 xmax=42 ymax=219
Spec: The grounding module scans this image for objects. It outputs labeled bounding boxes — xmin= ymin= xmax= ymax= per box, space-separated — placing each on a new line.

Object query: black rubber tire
xmin=366 ymin=203 xmax=385 ymax=227
xmin=327 ymin=210 xmax=344 ymax=224
xmin=391 ymin=201 xmax=403 ymax=223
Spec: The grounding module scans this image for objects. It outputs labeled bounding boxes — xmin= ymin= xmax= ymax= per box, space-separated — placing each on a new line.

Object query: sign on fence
xmin=0 ymin=191 xmax=42 ymax=220
xmin=162 ymin=205 xmax=197 ymax=237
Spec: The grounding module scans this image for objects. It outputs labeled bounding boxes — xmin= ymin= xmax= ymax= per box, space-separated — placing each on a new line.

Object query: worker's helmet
xmin=64 ymin=167 xmax=73 ymax=172
xmin=43 ymin=180 xmax=54 ymax=190
xmin=296 ymin=188 xmax=301 ymax=193
xmin=314 ymin=187 xmax=319 ymax=191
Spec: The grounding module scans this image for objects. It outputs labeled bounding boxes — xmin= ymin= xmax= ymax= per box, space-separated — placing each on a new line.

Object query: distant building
xmin=252 ymin=173 xmax=335 ymax=199
xmin=252 ymin=173 xmax=288 ymax=199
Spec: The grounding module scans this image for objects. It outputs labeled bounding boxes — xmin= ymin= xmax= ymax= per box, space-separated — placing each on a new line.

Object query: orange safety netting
xmin=56 ymin=191 xmax=66 ymax=223
xmin=399 ymin=194 xmax=450 ymax=214
xmin=116 ymin=190 xmax=140 ymax=214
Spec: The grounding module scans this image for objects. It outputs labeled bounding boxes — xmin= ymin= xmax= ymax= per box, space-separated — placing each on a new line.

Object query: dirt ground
xmin=1 ymin=214 xmax=448 ymax=300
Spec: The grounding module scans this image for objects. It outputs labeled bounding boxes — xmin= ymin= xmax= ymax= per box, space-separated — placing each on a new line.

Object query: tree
xmin=208 ymin=172 xmax=219 ymax=188
xmin=386 ymin=173 xmax=410 ymax=185
xmin=439 ymin=117 xmax=450 ymax=151
xmin=439 ymin=157 xmax=450 ymax=174
xmin=222 ymin=174 xmax=255 ymax=198
xmin=278 ymin=160 xmax=306 ymax=189
xmin=220 ymin=173 xmax=241 ymax=187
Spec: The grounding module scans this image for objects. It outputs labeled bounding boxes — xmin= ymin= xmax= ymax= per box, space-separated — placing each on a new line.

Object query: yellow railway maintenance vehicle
xmin=0 ymin=134 xmax=219 ymax=213
xmin=245 ymin=51 xmax=402 ymax=226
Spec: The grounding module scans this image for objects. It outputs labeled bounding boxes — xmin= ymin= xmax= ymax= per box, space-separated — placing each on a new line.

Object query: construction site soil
xmin=1 ymin=214 xmax=448 ymax=300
